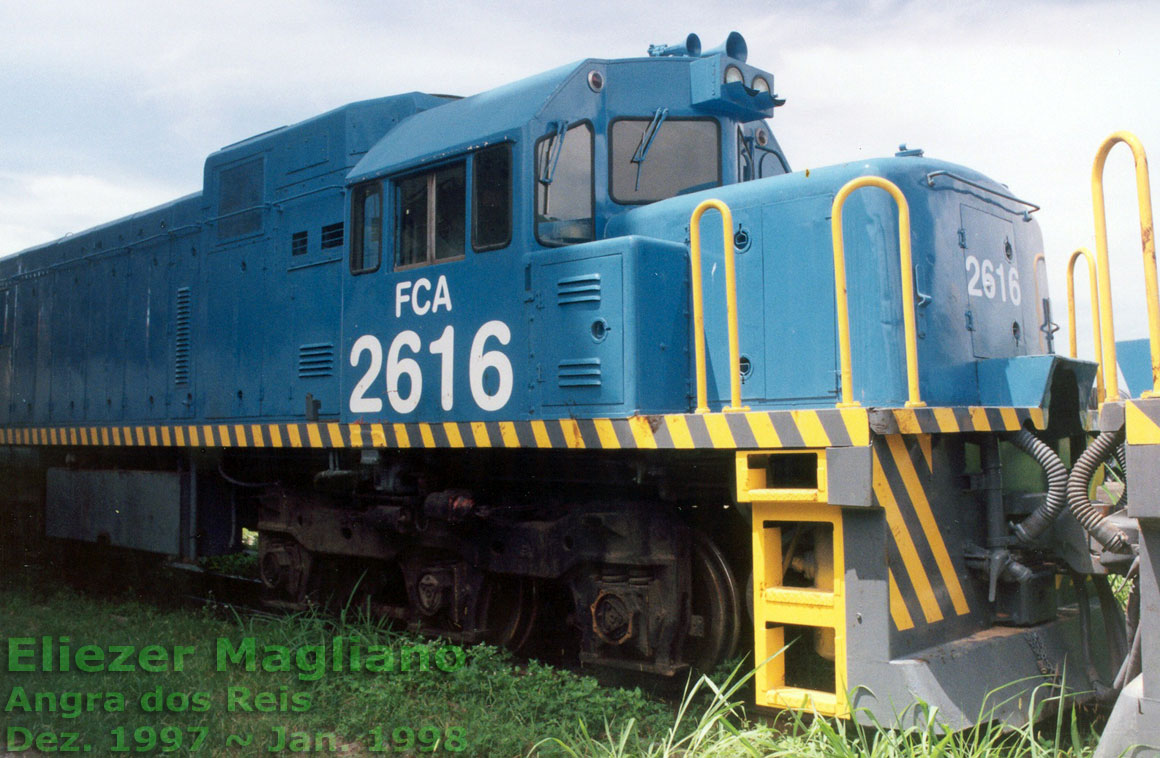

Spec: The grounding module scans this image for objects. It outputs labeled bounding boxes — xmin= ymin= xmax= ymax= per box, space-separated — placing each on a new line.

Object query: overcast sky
xmin=2 ymin=0 xmax=1157 ymax=362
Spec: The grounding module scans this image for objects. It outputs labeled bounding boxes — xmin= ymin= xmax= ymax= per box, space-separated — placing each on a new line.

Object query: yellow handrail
xmin=1032 ymin=253 xmax=1047 ymax=352
xmin=1091 ymin=130 xmax=1160 ymax=400
xmin=831 ymin=176 xmax=924 ymax=408
xmin=689 ymin=199 xmax=746 ymax=413
xmin=1066 ymin=248 xmax=1105 ymax=402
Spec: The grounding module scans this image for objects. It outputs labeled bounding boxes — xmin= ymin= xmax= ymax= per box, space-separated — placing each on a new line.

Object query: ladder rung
xmin=764 ymin=587 xmax=835 ymax=607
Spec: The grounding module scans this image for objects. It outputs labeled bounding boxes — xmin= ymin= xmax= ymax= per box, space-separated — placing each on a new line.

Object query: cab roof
xmin=347 ymin=61 xmax=582 ymax=183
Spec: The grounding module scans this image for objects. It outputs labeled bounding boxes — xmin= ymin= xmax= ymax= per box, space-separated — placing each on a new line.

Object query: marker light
xmin=724 ymin=65 xmax=744 ymax=85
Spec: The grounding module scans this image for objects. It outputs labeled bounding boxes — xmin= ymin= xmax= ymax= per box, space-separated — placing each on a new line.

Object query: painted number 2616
xmin=965 ymin=254 xmax=1021 ymax=305
xmin=349 ymin=321 xmax=513 ymax=415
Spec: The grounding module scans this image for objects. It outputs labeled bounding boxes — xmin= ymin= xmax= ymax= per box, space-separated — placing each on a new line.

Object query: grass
xmin=536 ymin=662 xmax=1100 ymax=758
xmin=0 ymin=574 xmax=1104 ymax=757
xmin=0 ymin=578 xmax=671 ymax=756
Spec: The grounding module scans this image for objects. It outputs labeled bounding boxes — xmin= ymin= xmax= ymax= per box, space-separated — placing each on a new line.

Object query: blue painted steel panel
xmin=12 ymin=279 xmax=39 ymax=423
xmin=976 ymin=355 xmax=1085 ymax=407
xmin=759 ymin=193 xmax=836 ymax=404
xmin=0 ymin=286 xmax=10 ymax=425
xmin=1118 ymin=337 xmax=1152 ymax=398
xmin=124 ymin=251 xmax=150 ymax=420
xmin=960 ymin=205 xmax=1026 ymax=359
xmin=534 ymin=250 xmax=626 ymax=408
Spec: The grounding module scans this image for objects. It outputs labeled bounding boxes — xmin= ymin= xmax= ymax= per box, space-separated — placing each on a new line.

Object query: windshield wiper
xmin=537 ymin=121 xmax=569 ymax=215
xmin=539 ymin=121 xmax=569 ymax=187
xmin=631 ymin=108 xmax=668 ymax=191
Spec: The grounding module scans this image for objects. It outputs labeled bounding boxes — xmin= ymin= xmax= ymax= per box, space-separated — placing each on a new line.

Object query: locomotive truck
xmin=2 ymin=31 xmax=1157 ymax=748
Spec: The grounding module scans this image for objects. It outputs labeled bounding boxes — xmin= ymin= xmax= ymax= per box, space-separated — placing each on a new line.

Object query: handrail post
xmin=831 ymin=176 xmax=924 ymax=408
xmin=1091 ymin=130 xmax=1160 ymax=400
xmin=1066 ymin=248 xmax=1105 ymax=403
xmin=689 ymin=199 xmax=746 ymax=413
xmin=1032 ymin=253 xmax=1048 ymax=352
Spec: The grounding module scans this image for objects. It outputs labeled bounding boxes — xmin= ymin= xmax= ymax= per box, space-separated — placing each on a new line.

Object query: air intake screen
xmin=175 ymin=287 xmax=192 ymax=385
xmin=298 ymin=343 xmax=335 ymax=378
xmin=321 ymin=222 xmax=344 ymax=249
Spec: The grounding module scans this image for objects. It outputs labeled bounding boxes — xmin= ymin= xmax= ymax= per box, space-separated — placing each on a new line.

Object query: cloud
xmin=0 ymin=172 xmax=182 ymax=255
xmin=1 ymin=0 xmax=1157 ymax=347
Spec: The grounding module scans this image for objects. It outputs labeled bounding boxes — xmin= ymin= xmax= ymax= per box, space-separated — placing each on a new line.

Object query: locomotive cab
xmin=342 ymin=35 xmax=787 ymax=421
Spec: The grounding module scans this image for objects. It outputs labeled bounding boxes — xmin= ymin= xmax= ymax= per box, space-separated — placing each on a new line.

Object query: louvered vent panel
xmin=298 ymin=343 xmax=335 ymax=378
xmin=174 ymin=287 xmax=192 ymax=386
xmin=556 ymin=273 xmax=601 ymax=305
xmin=558 ymin=358 xmax=602 ymax=388
xmin=320 ymin=222 xmax=344 ymax=249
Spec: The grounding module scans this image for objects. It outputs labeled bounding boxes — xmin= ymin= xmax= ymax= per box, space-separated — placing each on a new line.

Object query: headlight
xmin=751 ymin=76 xmax=771 ymax=94
xmin=724 ymin=65 xmax=744 ymax=85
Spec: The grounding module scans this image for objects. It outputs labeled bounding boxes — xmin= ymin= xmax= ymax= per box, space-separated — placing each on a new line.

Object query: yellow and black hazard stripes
xmin=872 ymin=406 xmax=1045 ymax=436
xmin=0 ymin=408 xmax=869 ymax=452
xmin=0 ymin=405 xmax=1040 ymax=452
xmin=1127 ymin=398 xmax=1160 ymax=445
xmin=873 ymin=436 xmax=972 ymax=631
xmin=887 ymin=569 xmax=915 ymax=632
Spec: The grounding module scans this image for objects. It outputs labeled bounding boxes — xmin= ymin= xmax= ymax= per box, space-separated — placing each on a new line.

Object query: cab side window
xmin=472 ymin=144 xmax=512 ymax=251
xmin=535 ymin=122 xmax=594 ymax=246
xmin=396 ymin=162 xmax=466 ymax=269
xmin=350 ymin=182 xmax=382 ymax=274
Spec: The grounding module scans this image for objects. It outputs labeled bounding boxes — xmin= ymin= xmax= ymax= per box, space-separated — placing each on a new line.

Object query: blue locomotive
xmin=2 ymin=31 xmax=1152 ymax=733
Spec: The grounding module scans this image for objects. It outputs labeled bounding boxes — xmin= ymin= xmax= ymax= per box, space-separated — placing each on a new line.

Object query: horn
xmin=701 ymin=31 xmax=747 ymax=63
xmin=648 ymin=33 xmax=702 ymax=58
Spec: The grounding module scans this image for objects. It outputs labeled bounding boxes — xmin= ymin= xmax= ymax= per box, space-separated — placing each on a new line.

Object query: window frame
xmin=0 ymin=289 xmax=9 ymax=348
xmin=737 ymin=126 xmax=754 ymax=183
xmin=534 ymin=119 xmax=596 ymax=248
xmin=471 ymin=143 xmax=513 ymax=253
xmin=607 ymin=116 xmax=721 ymax=206
xmin=349 ymin=180 xmax=384 ymax=275
xmin=393 ymin=159 xmax=468 ymax=272
xmin=291 ymin=230 xmax=309 ymax=256
xmin=758 ymin=147 xmax=790 ymax=178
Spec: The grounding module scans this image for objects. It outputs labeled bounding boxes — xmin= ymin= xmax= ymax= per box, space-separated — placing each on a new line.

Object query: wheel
xmin=681 ymin=532 xmax=743 ymax=673
xmin=479 ymin=575 xmax=538 ymax=651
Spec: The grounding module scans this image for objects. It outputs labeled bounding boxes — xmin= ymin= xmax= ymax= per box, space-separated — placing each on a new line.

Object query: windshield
xmin=610 ymin=118 xmax=720 ymax=203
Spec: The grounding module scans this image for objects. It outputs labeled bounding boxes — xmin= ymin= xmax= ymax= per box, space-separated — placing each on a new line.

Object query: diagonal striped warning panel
xmin=1127 ymin=398 xmax=1160 ymax=445
xmin=873 ymin=436 xmax=972 ymax=631
xmin=0 ymin=405 xmax=1042 ymax=452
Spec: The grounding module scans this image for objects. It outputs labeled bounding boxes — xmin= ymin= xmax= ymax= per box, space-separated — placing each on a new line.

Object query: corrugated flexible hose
xmin=1010 ymin=429 xmax=1070 ymax=543
xmin=1114 ymin=442 xmax=1129 ymax=508
xmin=1066 ymin=429 xmax=1130 ymax=553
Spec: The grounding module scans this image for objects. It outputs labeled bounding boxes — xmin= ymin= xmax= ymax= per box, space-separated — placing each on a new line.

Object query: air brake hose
xmin=1114 ymin=442 xmax=1129 ymax=508
xmin=1066 ymin=429 xmax=1130 ymax=553
xmin=1010 ymin=429 xmax=1069 ymax=544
